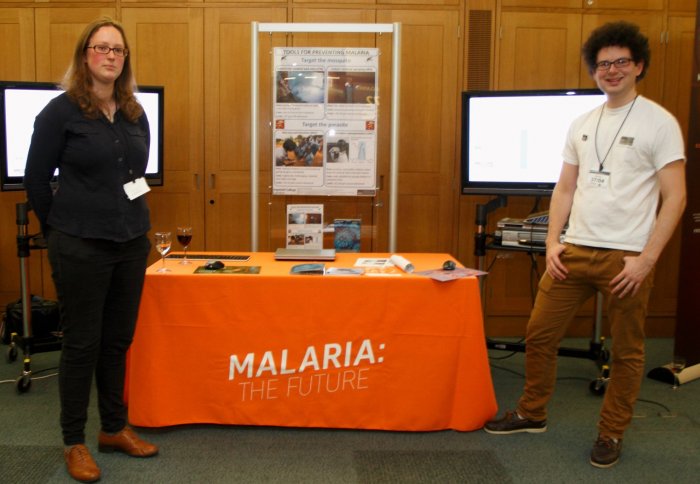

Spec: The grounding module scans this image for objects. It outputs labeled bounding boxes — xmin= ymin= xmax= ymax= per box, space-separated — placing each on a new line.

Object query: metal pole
xmin=250 ymin=22 xmax=260 ymax=251
xmin=594 ymin=291 xmax=603 ymax=341
xmin=16 ymin=203 xmax=32 ymax=340
xmin=388 ymin=22 xmax=401 ymax=252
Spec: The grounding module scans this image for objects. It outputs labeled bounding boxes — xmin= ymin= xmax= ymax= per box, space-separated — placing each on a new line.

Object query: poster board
xmin=251 ymin=22 xmax=401 ymax=251
xmin=272 ymin=47 xmax=379 ymax=196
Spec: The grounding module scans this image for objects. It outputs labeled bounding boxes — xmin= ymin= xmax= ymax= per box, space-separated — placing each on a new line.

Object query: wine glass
xmin=176 ymin=226 xmax=193 ymax=265
xmin=671 ymin=355 xmax=686 ymax=389
xmin=154 ymin=231 xmax=172 ymax=273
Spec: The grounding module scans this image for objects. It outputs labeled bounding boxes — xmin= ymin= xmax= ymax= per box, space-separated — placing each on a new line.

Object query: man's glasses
xmin=86 ymin=45 xmax=128 ymax=57
xmin=594 ymin=57 xmax=633 ymax=71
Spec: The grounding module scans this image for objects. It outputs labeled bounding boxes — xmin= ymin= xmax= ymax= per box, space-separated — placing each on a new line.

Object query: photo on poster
xmin=272 ymin=47 xmax=379 ymax=195
xmin=327 ymin=71 xmax=377 ymax=104
xmin=276 ymin=70 xmax=325 ymax=104
xmin=274 ymin=134 xmax=325 ymax=167
xmin=327 ymin=138 xmax=350 ymax=163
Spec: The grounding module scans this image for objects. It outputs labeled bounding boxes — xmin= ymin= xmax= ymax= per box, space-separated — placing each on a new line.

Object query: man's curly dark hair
xmin=581 ymin=21 xmax=650 ymax=81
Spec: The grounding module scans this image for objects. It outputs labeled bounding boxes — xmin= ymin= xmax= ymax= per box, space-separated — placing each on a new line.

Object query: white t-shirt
xmin=562 ymin=95 xmax=685 ymax=252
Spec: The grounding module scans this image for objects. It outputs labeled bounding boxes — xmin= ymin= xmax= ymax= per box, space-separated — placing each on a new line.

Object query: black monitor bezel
xmin=460 ymin=88 xmax=605 ymax=197
xmin=0 ymin=80 xmax=164 ymax=191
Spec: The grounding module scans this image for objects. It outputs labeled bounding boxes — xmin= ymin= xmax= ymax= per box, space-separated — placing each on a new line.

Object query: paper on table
xmin=416 ymin=267 xmax=487 ymax=282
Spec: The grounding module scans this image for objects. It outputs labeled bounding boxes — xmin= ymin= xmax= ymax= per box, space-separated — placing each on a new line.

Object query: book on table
xmin=333 ymin=219 xmax=361 ymax=252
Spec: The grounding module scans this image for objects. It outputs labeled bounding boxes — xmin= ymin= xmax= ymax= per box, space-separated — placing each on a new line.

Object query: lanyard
xmin=594 ymin=95 xmax=638 ymax=172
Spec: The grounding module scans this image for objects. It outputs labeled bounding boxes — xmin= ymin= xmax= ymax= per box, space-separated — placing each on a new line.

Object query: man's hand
xmin=546 ymin=242 xmax=569 ymax=280
xmin=610 ymin=255 xmax=654 ymax=298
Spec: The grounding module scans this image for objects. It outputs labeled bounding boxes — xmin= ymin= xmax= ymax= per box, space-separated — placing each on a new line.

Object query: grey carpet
xmin=354 ymin=450 xmax=512 ymax=484
xmin=2 ymin=339 xmax=699 ymax=483
xmin=0 ymin=445 xmax=63 ymax=483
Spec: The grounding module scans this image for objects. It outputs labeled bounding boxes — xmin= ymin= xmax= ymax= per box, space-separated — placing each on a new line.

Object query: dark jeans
xmin=48 ymin=230 xmax=150 ymax=446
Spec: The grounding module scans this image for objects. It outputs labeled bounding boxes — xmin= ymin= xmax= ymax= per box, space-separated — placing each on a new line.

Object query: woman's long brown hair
xmin=61 ymin=17 xmax=143 ymax=123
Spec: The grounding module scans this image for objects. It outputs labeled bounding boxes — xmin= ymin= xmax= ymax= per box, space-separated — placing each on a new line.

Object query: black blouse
xmin=24 ymin=93 xmax=151 ymax=242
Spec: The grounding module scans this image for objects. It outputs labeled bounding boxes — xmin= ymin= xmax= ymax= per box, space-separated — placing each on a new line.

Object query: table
xmin=127 ymin=253 xmax=497 ymax=431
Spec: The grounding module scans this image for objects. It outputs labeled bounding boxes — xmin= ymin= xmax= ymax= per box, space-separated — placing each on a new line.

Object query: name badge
xmin=587 ymin=170 xmax=610 ymax=189
xmin=123 ymin=177 xmax=151 ymax=200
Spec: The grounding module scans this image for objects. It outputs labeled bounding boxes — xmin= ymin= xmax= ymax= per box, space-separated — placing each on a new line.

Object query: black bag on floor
xmin=1 ymin=295 xmax=61 ymax=344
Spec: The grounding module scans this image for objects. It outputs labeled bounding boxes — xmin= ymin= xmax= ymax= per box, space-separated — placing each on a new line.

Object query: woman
xmin=24 ymin=17 xmax=158 ymax=483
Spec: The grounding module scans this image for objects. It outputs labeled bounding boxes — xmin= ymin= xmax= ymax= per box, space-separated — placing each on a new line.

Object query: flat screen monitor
xmin=0 ymin=80 xmax=164 ymax=191
xmin=461 ymin=88 xmax=606 ymax=196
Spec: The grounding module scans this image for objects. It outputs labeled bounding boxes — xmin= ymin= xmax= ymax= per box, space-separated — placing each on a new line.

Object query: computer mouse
xmin=205 ymin=260 xmax=224 ymax=270
xmin=442 ymin=260 xmax=456 ymax=271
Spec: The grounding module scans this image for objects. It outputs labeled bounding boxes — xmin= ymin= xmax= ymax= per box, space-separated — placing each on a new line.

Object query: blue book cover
xmin=333 ymin=219 xmax=361 ymax=252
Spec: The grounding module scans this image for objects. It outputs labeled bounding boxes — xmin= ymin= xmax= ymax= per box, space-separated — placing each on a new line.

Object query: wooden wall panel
xmin=579 ymin=12 xmax=664 ymax=102
xmin=121 ymin=8 xmax=205 ymax=263
xmin=664 ymin=16 xmax=696 ymax=144
xmin=35 ymin=7 xmax=116 ymax=83
xmin=203 ymin=7 xmax=287 ymax=252
xmin=377 ymin=9 xmax=460 ymax=252
xmin=0 ymin=9 xmax=37 ymax=306
xmin=496 ymin=12 xmax=582 ymax=90
xmin=0 ymin=8 xmax=34 ymax=81
xmin=0 ymin=1 xmax=692 ymax=337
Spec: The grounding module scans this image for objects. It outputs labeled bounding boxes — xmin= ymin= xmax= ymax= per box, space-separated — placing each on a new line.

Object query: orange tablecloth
xmin=127 ymin=253 xmax=497 ymax=431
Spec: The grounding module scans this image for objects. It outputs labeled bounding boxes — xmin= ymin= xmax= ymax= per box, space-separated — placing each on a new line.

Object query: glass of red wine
xmin=176 ymin=226 xmax=193 ymax=265
xmin=671 ymin=355 xmax=686 ymax=389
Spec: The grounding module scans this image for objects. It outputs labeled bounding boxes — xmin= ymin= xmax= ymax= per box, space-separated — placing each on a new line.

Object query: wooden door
xmin=376 ymin=9 xmax=461 ymax=252
xmin=121 ymin=8 xmax=205 ymax=264
xmin=487 ymin=11 xmax=585 ymax=333
xmin=0 ymin=8 xmax=38 ymax=306
xmin=0 ymin=8 xmax=34 ymax=80
xmin=664 ymin=15 xmax=697 ymax=139
xmin=584 ymin=0 xmax=664 ymax=9
xmin=580 ymin=12 xmax=664 ymax=102
xmin=501 ymin=0 xmax=580 ymax=7
xmin=668 ymin=0 xmax=697 ymax=12
xmin=496 ymin=11 xmax=582 ymax=90
xmin=35 ymin=8 xmax=116 ymax=83
xmin=203 ymin=7 xmax=286 ymax=253
xmin=643 ymin=14 xmax=697 ymax=331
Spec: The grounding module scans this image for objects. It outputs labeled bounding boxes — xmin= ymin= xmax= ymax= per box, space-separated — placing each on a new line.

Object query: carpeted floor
xmin=354 ymin=450 xmax=511 ymax=483
xmin=1 ymin=338 xmax=698 ymax=483
xmin=0 ymin=445 xmax=63 ymax=483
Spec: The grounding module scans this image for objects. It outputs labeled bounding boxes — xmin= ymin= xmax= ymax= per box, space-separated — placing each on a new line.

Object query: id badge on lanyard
xmin=123 ymin=177 xmax=151 ymax=200
xmin=587 ymin=170 xmax=610 ymax=189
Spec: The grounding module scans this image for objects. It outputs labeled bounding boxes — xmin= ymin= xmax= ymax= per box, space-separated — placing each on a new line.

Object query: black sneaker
xmin=590 ymin=435 xmax=622 ymax=468
xmin=483 ymin=410 xmax=547 ymax=434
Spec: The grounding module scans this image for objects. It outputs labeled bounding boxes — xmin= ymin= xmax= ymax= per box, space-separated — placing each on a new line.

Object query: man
xmin=484 ymin=21 xmax=687 ymax=469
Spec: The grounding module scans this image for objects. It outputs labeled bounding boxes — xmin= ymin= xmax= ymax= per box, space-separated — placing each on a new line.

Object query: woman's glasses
xmin=86 ymin=45 xmax=128 ymax=57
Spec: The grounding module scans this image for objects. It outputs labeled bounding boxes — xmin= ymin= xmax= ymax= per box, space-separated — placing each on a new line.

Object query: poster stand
xmin=250 ymin=22 xmax=401 ymax=252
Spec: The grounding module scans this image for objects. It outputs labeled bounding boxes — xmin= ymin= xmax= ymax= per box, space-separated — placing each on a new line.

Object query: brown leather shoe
xmin=98 ymin=426 xmax=158 ymax=457
xmin=64 ymin=444 xmax=101 ymax=482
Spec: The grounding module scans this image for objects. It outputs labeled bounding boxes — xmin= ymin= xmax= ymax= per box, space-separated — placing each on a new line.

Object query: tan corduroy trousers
xmin=516 ymin=243 xmax=654 ymax=440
